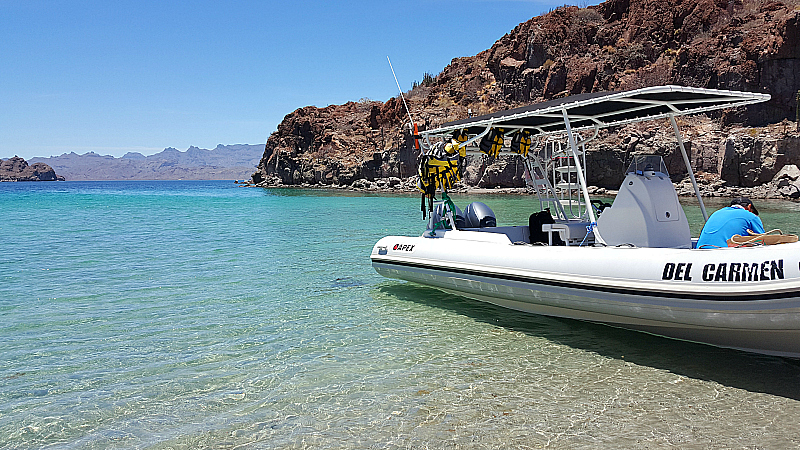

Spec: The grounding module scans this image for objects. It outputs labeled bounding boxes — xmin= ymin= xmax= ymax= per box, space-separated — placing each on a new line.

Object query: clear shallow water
xmin=2 ymin=181 xmax=800 ymax=449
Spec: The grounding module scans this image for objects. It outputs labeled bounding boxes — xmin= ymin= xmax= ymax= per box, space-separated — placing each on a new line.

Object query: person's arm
xmin=749 ymin=217 xmax=766 ymax=234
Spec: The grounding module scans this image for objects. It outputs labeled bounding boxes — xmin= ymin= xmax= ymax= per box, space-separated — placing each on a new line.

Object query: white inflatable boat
xmin=371 ymin=85 xmax=800 ymax=358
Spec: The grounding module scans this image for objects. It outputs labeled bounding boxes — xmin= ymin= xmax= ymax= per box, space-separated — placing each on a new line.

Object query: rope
xmin=579 ymin=222 xmax=596 ymax=247
xmin=441 ymin=191 xmax=456 ymax=219
xmin=728 ymin=229 xmax=798 ymax=247
xmin=428 ymin=219 xmax=449 ymax=237
xmin=729 ymin=229 xmax=779 ymax=247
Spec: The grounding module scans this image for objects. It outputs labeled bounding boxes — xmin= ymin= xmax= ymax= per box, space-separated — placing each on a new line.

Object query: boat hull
xmin=371 ymin=230 xmax=800 ymax=357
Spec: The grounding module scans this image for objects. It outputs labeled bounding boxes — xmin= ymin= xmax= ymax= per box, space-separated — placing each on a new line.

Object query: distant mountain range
xmin=30 ymin=144 xmax=263 ymax=181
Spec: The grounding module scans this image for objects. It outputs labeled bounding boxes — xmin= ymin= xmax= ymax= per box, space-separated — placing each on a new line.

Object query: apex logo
xmin=393 ymin=244 xmax=415 ymax=252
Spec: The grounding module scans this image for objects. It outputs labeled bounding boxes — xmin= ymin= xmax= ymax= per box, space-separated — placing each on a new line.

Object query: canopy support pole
xmin=669 ymin=115 xmax=708 ymax=222
xmin=562 ymin=109 xmax=605 ymax=245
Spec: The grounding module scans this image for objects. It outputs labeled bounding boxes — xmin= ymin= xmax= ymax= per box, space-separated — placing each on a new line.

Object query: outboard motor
xmin=464 ymin=202 xmax=496 ymax=228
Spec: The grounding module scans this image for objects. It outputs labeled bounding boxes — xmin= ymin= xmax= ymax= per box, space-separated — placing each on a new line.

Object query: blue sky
xmin=2 ymin=0 xmax=594 ymax=160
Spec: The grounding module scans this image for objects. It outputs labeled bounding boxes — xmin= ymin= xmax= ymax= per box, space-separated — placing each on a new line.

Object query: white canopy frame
xmin=419 ymin=85 xmax=770 ymax=239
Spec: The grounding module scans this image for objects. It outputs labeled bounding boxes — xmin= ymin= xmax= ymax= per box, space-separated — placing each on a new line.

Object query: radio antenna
xmin=387 ymin=56 xmax=420 ymax=150
xmin=387 ymin=56 xmax=415 ymax=129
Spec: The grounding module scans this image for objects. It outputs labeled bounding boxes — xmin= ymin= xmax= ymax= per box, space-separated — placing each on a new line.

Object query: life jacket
xmin=511 ymin=130 xmax=532 ymax=157
xmin=445 ymin=129 xmax=468 ymax=157
xmin=479 ymin=128 xmax=505 ymax=158
xmin=416 ymin=150 xmax=462 ymax=219
xmin=417 ymin=154 xmax=461 ymax=192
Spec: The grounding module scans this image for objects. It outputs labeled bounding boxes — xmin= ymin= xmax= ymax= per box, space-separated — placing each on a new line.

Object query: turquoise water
xmin=3 ymin=180 xmax=800 ymax=449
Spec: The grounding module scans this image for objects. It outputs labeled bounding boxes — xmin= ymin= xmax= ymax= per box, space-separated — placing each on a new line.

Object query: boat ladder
xmin=525 ymin=135 xmax=589 ymax=220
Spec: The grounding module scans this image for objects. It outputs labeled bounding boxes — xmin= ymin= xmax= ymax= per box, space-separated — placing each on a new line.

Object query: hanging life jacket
xmin=479 ymin=128 xmax=505 ymax=158
xmin=445 ymin=129 xmax=468 ymax=158
xmin=511 ymin=130 xmax=532 ymax=157
xmin=419 ymin=155 xmax=460 ymax=191
xmin=416 ymin=150 xmax=462 ymax=219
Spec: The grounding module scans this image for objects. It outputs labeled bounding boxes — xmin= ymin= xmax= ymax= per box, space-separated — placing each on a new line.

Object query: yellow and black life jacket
xmin=479 ymin=128 xmax=504 ymax=158
xmin=417 ymin=154 xmax=461 ymax=192
xmin=444 ymin=129 xmax=468 ymax=157
xmin=417 ymin=152 xmax=462 ymax=218
xmin=511 ymin=130 xmax=532 ymax=157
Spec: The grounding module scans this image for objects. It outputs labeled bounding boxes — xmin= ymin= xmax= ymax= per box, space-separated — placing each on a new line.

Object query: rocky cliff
xmin=0 ymin=157 xmax=63 ymax=182
xmin=253 ymin=0 xmax=800 ymax=198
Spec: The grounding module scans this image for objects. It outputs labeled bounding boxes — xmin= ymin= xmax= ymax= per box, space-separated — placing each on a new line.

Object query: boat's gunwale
xmin=371 ymin=251 xmax=800 ymax=303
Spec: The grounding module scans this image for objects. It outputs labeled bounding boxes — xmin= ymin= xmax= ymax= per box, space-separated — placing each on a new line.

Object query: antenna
xmin=387 ymin=56 xmax=415 ymax=130
xmin=387 ymin=56 xmax=420 ymax=151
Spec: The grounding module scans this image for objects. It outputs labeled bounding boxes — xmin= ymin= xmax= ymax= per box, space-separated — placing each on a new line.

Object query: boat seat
xmin=463 ymin=226 xmax=530 ymax=243
xmin=529 ymin=211 xmax=564 ymax=245
xmin=542 ymin=221 xmax=592 ymax=246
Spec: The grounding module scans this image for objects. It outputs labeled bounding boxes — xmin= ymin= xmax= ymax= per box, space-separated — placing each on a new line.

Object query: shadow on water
xmin=377 ymin=283 xmax=800 ymax=401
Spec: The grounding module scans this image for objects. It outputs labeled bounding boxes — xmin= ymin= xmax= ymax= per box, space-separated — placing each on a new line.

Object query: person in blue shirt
xmin=696 ymin=197 xmax=765 ymax=249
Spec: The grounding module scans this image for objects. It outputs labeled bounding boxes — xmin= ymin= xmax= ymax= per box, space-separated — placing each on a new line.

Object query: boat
xmin=370 ymin=85 xmax=800 ymax=358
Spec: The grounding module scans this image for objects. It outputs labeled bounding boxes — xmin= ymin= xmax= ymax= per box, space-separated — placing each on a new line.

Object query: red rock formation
xmin=253 ymin=0 xmax=800 ymax=192
xmin=483 ymin=0 xmax=799 ymax=121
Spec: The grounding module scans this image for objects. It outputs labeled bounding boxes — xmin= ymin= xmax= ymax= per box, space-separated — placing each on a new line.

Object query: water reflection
xmin=377 ymin=283 xmax=800 ymax=401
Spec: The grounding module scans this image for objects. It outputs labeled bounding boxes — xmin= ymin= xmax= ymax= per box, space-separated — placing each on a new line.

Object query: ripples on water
xmin=1 ymin=181 xmax=800 ymax=449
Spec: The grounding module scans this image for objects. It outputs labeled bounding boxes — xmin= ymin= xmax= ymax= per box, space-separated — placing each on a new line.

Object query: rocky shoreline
xmin=244 ymin=175 xmax=800 ymax=201
xmin=247 ymin=173 xmax=800 ymax=201
xmin=247 ymin=119 xmax=800 ymax=201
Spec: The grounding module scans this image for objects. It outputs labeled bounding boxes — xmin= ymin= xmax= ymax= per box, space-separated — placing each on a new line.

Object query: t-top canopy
xmin=421 ymin=85 xmax=771 ymax=138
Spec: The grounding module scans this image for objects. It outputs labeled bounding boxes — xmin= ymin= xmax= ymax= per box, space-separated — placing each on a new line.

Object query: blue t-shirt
xmin=696 ymin=206 xmax=765 ymax=249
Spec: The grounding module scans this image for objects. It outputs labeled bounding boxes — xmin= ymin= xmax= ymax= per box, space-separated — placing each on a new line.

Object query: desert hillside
xmin=253 ymin=0 xmax=800 ymax=198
